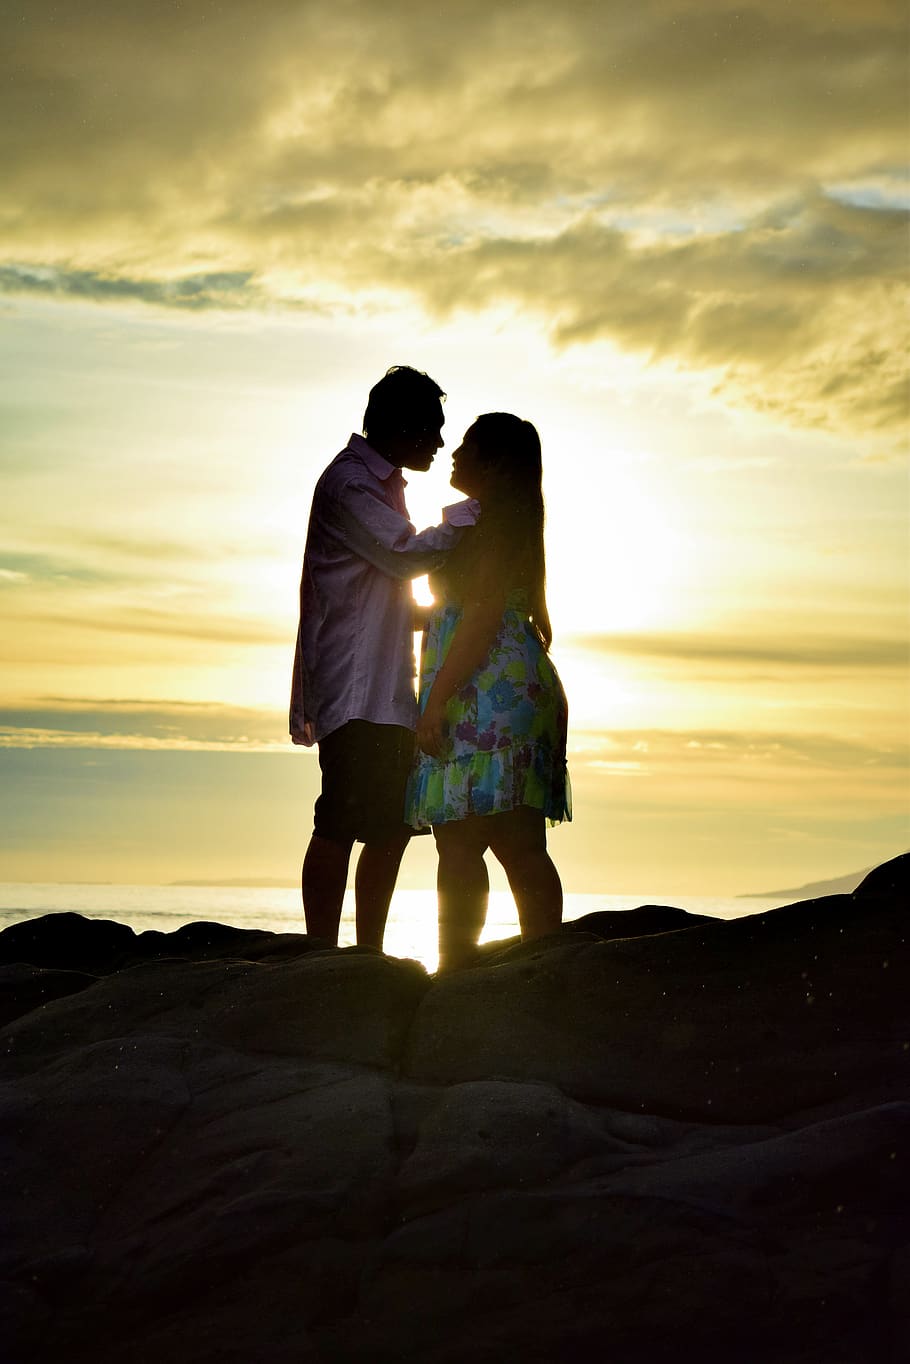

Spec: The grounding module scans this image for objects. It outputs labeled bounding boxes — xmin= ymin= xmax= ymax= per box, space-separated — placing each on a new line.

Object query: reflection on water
xmin=0 ymin=883 xmax=787 ymax=974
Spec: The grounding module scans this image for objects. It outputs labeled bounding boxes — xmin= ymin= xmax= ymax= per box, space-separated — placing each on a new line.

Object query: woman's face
xmin=450 ymin=430 xmax=487 ymax=498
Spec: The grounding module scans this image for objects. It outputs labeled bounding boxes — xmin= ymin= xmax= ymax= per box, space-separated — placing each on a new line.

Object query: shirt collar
xmin=348 ymin=433 xmax=404 ymax=484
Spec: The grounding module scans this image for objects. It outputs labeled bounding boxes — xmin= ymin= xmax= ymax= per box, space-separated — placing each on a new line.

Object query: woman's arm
xmin=416 ymin=589 xmax=507 ymax=757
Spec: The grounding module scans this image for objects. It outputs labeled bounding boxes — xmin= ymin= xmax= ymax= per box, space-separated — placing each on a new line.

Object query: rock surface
xmin=1 ymin=854 xmax=908 ymax=1363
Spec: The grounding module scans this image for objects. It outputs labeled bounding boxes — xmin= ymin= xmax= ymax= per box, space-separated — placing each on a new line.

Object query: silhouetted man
xmin=290 ymin=366 xmax=477 ymax=949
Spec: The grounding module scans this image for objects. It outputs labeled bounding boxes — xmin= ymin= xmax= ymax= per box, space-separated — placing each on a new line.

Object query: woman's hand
xmin=416 ymin=696 xmax=449 ymax=757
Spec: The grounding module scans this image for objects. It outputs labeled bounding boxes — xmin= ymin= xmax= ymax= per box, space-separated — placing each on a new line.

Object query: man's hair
xmin=363 ymin=365 xmax=446 ymax=443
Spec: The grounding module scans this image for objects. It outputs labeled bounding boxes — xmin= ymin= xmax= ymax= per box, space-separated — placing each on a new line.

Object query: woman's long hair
xmin=470 ymin=412 xmax=553 ymax=649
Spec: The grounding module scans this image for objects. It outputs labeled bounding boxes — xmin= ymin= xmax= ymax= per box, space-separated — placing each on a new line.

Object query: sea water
xmin=0 ymin=883 xmax=789 ymax=973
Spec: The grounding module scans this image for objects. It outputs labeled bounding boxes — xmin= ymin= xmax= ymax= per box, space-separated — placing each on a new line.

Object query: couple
xmin=290 ymin=365 xmax=571 ymax=970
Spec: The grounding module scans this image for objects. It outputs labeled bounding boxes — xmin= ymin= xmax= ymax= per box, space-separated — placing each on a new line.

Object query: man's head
xmin=363 ymin=365 xmax=445 ymax=471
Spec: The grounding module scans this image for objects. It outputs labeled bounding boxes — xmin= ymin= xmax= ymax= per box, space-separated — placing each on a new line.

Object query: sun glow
xmin=544 ymin=440 xmax=693 ymax=637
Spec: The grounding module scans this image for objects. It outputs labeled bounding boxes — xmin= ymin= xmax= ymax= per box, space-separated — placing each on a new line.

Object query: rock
xmin=2 ymin=1037 xmax=390 ymax=1363
xmin=854 ymin=850 xmax=909 ymax=899
xmin=889 ymin=1242 xmax=910 ymax=1357
xmin=342 ymin=1190 xmax=776 ymax=1363
xmin=567 ymin=903 xmax=714 ymax=937
xmin=597 ymin=1101 xmax=910 ymax=1213
xmin=403 ymin=893 xmax=907 ymax=1122
xmin=134 ymin=920 xmax=325 ymax=965
xmin=2 ymin=950 xmax=431 ymax=1071
xmin=0 ymin=912 xmax=136 ymax=973
xmin=0 ymin=963 xmax=98 ymax=1028
xmin=396 ymin=1079 xmax=616 ymax=1212
xmin=0 ymin=910 xmax=327 ymax=976
xmin=1 ymin=859 xmax=907 ymax=1363
xmin=473 ymin=903 xmax=712 ymax=961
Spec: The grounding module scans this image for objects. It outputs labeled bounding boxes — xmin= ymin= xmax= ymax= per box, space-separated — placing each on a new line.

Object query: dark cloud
xmin=577 ymin=726 xmax=909 ymax=774
xmin=0 ymin=699 xmax=287 ymax=750
xmin=0 ymin=552 xmax=114 ymax=586
xmin=1 ymin=532 xmax=288 ymax=583
xmin=0 ymin=265 xmax=258 ymax=310
xmin=30 ymin=608 xmax=289 ymax=647
xmin=3 ymin=704 xmax=904 ymax=780
xmin=2 ymin=0 xmax=906 ymax=437
xmin=572 ymin=630 xmax=910 ymax=671
xmin=371 ymin=191 xmax=908 ymax=436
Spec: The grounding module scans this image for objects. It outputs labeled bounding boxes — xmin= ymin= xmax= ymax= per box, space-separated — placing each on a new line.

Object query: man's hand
xmin=416 ymin=697 xmax=448 ymax=757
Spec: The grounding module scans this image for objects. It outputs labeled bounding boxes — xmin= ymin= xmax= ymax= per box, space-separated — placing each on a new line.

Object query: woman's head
xmin=451 ymin=412 xmax=542 ymax=502
xmin=450 ymin=412 xmax=553 ymax=648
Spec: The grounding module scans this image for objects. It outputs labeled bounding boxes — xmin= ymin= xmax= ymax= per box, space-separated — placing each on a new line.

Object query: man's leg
xmin=304 ymin=722 xmax=359 ymax=942
xmin=353 ymin=721 xmax=419 ymax=951
xmin=305 ymin=721 xmax=414 ymax=951
xmin=354 ymin=828 xmax=411 ymax=949
xmin=302 ymin=833 xmax=352 ymax=944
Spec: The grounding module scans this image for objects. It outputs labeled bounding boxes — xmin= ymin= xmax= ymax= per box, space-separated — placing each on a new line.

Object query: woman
xmin=406 ymin=412 xmax=571 ymax=970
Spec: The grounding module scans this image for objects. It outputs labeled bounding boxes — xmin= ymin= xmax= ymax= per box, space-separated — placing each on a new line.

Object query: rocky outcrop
xmin=1 ymin=855 xmax=907 ymax=1363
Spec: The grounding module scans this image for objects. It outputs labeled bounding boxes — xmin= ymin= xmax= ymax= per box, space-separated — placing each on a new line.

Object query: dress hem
xmin=406 ymin=741 xmax=572 ymax=830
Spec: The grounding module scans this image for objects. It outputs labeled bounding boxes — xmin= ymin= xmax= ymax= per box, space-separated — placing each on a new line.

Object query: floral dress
xmin=405 ymin=588 xmax=572 ymax=828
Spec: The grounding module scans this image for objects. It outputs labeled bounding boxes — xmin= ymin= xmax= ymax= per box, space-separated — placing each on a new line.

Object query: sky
xmin=1 ymin=0 xmax=907 ymax=895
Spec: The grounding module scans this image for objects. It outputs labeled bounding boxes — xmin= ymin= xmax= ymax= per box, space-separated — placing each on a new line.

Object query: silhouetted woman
xmin=406 ymin=413 xmax=571 ymax=970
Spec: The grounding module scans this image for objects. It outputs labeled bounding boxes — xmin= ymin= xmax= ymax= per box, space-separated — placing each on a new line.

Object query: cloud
xmin=0 ymin=699 xmax=290 ymax=751
xmin=26 ymin=607 xmax=289 ymax=647
xmin=2 ymin=0 xmax=906 ymax=440
xmin=572 ymin=629 xmax=910 ymax=671
xmin=3 ymin=703 xmax=906 ymax=817
xmin=1 ymin=536 xmax=273 ymax=579
xmin=382 ymin=192 xmax=908 ymax=438
xmin=4 ymin=197 xmax=905 ymax=438
xmin=572 ymin=726 xmax=909 ymax=776
xmin=0 ymin=265 xmax=259 ymax=311
xmin=0 ymin=551 xmax=120 ymax=587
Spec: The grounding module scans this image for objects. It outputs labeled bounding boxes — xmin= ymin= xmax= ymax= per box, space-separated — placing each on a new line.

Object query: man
xmin=290 ymin=365 xmax=477 ymax=949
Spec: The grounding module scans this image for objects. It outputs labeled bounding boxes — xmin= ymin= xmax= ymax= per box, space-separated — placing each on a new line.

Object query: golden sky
xmin=1 ymin=0 xmax=907 ymax=893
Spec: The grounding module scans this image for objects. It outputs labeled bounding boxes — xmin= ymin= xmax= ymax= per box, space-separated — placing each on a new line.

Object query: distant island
xmin=739 ymin=863 xmax=875 ymax=899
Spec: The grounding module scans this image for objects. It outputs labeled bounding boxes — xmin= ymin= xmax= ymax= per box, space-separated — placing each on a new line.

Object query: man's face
xmin=399 ymin=403 xmax=445 ymax=471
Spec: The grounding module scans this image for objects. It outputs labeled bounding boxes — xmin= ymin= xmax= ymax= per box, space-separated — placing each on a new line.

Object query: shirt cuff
xmin=442 ymin=498 xmax=481 ymax=527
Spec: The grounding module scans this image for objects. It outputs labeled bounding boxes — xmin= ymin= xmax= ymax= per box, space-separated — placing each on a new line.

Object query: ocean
xmin=0 ymin=883 xmax=789 ymax=973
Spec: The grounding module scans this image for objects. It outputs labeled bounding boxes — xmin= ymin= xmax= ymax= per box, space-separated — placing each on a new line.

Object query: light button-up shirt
xmin=290 ymin=434 xmax=478 ymax=745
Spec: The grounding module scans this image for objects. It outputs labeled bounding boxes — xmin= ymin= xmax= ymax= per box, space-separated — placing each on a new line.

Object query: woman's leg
xmin=433 ymin=818 xmax=490 ymax=971
xmin=487 ymin=806 xmax=563 ymax=942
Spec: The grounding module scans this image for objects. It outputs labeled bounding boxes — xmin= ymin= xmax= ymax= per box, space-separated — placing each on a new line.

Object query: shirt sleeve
xmin=334 ymin=480 xmax=473 ymax=579
xmin=443 ymin=498 xmax=482 ymax=527
xmin=288 ymin=624 xmax=315 ymax=746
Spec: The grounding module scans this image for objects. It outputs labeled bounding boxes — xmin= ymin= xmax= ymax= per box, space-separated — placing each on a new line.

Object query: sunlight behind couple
xmin=346 ymin=888 xmax=521 ymax=972
xmin=404 ymin=417 xmax=692 ymax=751
xmin=2 ymin=307 xmax=904 ymax=899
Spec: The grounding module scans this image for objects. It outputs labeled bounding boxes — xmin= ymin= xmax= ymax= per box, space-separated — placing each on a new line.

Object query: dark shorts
xmin=314 ymin=720 xmax=416 ymax=846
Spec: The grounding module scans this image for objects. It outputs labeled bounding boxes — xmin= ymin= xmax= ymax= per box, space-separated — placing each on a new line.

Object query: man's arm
xmin=335 ymin=480 xmax=479 ymax=580
xmin=289 ymin=623 xmax=315 ymax=746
